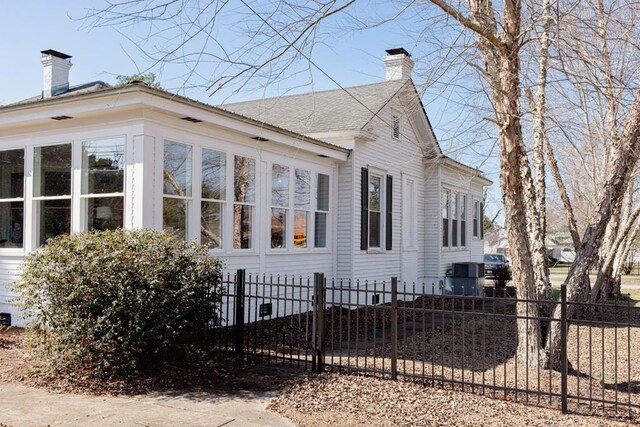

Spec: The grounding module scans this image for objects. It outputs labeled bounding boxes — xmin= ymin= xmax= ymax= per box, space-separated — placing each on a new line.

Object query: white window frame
xmin=0 ymin=147 xmax=26 ymax=253
xmin=232 ymin=154 xmax=257 ymax=252
xmin=162 ymin=139 xmax=193 ymax=242
xmin=473 ymin=199 xmax=480 ymax=240
xmin=33 ymin=141 xmax=74 ymax=248
xmin=200 ymin=147 xmax=227 ymax=251
xmin=79 ymin=136 xmax=126 ymax=232
xmin=270 ymin=163 xmax=290 ymax=251
xmin=293 ymin=168 xmax=311 ymax=251
xmin=367 ymin=167 xmax=386 ymax=253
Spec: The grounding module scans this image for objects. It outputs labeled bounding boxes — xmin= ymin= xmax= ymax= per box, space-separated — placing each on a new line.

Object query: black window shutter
xmin=361 ymin=167 xmax=369 ymax=250
xmin=386 ymin=175 xmax=393 ymax=250
xmin=480 ymin=202 xmax=485 ymax=239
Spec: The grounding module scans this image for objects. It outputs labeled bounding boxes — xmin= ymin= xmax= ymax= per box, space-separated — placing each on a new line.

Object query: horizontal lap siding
xmin=0 ymin=255 xmax=25 ymax=326
xmin=423 ymin=164 xmax=440 ymax=281
xmin=336 ymin=157 xmax=354 ymax=279
xmin=438 ymin=166 xmax=485 ymax=277
xmin=352 ymin=95 xmax=428 ymax=283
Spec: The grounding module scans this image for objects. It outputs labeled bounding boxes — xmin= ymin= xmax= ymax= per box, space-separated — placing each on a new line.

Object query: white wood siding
xmin=350 ymin=93 xmax=429 ymax=284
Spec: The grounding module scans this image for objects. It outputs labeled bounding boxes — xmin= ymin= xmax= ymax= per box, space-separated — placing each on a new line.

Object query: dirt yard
xmin=270 ymin=372 xmax=640 ymax=426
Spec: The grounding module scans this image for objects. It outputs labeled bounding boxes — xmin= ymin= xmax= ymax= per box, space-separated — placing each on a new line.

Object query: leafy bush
xmin=14 ymin=229 xmax=224 ymax=379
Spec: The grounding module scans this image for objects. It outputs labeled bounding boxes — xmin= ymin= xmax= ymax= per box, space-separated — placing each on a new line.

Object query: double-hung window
xmin=233 ymin=155 xmax=255 ymax=249
xmin=368 ymin=174 xmax=382 ymax=248
xmin=451 ymin=193 xmax=458 ymax=247
xmin=34 ymin=144 xmax=72 ymax=246
xmin=81 ymin=137 xmax=125 ymax=231
xmin=0 ymin=149 xmax=25 ymax=249
xmin=271 ymin=164 xmax=289 ymax=249
xmin=473 ymin=200 xmax=480 ymax=239
xmin=442 ymin=189 xmax=450 ymax=248
xmin=315 ymin=174 xmax=329 ymax=248
xmin=461 ymin=195 xmax=467 ymax=247
xmin=163 ymin=140 xmax=192 ymax=241
xmin=294 ymin=169 xmax=310 ymax=249
xmin=201 ymin=148 xmax=226 ymax=249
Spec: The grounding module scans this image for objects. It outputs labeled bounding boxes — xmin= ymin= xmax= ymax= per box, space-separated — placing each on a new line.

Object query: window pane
xmin=442 ymin=190 xmax=449 ymax=219
xmin=295 ymin=169 xmax=310 ymax=209
xmin=272 ymin=164 xmax=289 ymax=207
xmin=233 ymin=204 xmax=252 ymax=249
xmin=163 ymin=141 xmax=192 ymax=197
xmin=452 ymin=219 xmax=458 ymax=247
xmin=294 ymin=210 xmax=307 ymax=248
xmin=202 ymin=149 xmax=226 ymax=200
xmin=0 ymin=201 xmax=23 ymax=248
xmin=369 ymin=211 xmax=380 ymax=247
xmin=37 ymin=199 xmax=71 ymax=246
xmin=82 ymin=138 xmax=125 ymax=195
xmin=201 ymin=201 xmax=223 ymax=249
xmin=85 ymin=197 xmax=124 ymax=231
xmin=443 ymin=218 xmax=449 ymax=247
xmin=461 ymin=220 xmax=467 ymax=247
xmin=34 ymin=144 xmax=71 ymax=197
xmin=369 ymin=175 xmax=381 ymax=212
xmin=461 ymin=195 xmax=466 ymax=219
xmin=234 ymin=156 xmax=255 ymax=203
xmin=163 ymin=198 xmax=188 ymax=241
xmin=317 ymin=174 xmax=329 ymax=211
xmin=315 ymin=212 xmax=327 ymax=248
xmin=0 ymin=149 xmax=24 ymax=199
xmin=271 ymin=208 xmax=287 ymax=248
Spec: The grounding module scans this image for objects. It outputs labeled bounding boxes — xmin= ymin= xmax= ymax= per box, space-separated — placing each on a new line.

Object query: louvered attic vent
xmin=51 ymin=115 xmax=73 ymax=121
xmin=181 ymin=116 xmax=203 ymax=123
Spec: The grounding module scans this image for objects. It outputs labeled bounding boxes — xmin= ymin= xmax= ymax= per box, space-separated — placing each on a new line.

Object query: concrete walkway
xmin=0 ymin=381 xmax=295 ymax=427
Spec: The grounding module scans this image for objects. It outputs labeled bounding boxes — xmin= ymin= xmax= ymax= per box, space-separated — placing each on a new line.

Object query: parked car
xmin=483 ymin=253 xmax=512 ymax=280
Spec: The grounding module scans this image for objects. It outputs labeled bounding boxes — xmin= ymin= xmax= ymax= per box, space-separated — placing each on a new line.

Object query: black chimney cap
xmin=41 ymin=49 xmax=72 ymax=60
xmin=385 ymin=48 xmax=411 ymax=57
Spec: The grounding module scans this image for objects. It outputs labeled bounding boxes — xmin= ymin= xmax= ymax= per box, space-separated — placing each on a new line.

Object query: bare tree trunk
xmin=527 ymin=0 xmax=554 ymax=301
xmin=543 ymin=137 xmax=581 ymax=250
xmin=545 ymin=87 xmax=640 ymax=368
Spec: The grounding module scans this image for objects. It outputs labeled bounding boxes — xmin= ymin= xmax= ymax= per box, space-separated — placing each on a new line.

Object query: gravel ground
xmin=270 ymin=372 xmax=640 ymax=426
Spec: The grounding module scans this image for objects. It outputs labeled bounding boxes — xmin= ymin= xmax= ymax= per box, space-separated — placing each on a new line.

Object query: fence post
xmin=312 ymin=272 xmax=326 ymax=373
xmin=234 ymin=269 xmax=246 ymax=356
xmin=560 ymin=283 xmax=568 ymax=414
xmin=391 ymin=277 xmax=398 ymax=380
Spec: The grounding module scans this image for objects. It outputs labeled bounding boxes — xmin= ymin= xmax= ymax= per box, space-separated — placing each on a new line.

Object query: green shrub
xmin=14 ymin=228 xmax=224 ymax=379
xmin=493 ymin=265 xmax=511 ymax=289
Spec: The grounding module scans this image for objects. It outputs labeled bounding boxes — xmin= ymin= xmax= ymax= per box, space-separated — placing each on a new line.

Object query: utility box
xmin=452 ymin=262 xmax=485 ymax=278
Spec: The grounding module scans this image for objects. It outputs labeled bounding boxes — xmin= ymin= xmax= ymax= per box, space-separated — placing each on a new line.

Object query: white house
xmin=0 ymin=48 xmax=490 ymax=325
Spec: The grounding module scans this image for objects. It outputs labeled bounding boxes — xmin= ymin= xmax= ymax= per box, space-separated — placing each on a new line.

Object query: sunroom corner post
xmin=130 ymin=134 xmax=157 ymax=229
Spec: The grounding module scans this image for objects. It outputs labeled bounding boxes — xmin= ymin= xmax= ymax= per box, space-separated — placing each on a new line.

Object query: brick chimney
xmin=383 ymin=48 xmax=414 ymax=81
xmin=41 ymin=49 xmax=72 ymax=98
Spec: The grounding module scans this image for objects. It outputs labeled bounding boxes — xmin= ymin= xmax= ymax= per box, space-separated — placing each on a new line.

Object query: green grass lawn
xmin=550 ymin=285 xmax=640 ymax=306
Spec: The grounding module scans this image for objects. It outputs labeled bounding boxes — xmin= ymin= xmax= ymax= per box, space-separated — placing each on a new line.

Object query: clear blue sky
xmin=0 ymin=1 xmax=502 ymax=218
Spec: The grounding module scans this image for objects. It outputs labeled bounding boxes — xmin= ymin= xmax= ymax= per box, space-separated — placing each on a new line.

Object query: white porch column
xmin=128 ymin=134 xmax=157 ymax=229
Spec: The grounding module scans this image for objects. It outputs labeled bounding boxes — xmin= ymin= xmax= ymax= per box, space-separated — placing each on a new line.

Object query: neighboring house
xmin=546 ymin=231 xmax=575 ymax=263
xmin=484 ymin=226 xmax=509 ymax=258
xmin=0 ymin=48 xmax=490 ymax=325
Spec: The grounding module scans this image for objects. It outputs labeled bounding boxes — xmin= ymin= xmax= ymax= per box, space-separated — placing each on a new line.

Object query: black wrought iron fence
xmin=213 ymin=270 xmax=640 ymax=420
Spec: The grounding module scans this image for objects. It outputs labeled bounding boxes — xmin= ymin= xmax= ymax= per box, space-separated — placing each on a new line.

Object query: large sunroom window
xmin=233 ymin=155 xmax=255 ymax=249
xmin=0 ymin=149 xmax=24 ymax=249
xmin=81 ymin=137 xmax=125 ymax=231
xmin=34 ymin=144 xmax=72 ymax=247
xmin=163 ymin=140 xmax=192 ymax=241
xmin=271 ymin=164 xmax=289 ymax=249
xmin=294 ymin=169 xmax=310 ymax=249
xmin=201 ymin=148 xmax=226 ymax=249
xmin=315 ymin=173 xmax=329 ymax=248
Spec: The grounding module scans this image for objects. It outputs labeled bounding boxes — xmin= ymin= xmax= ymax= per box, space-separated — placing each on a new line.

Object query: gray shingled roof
xmin=220 ymin=80 xmax=407 ymax=135
xmin=6 ymin=81 xmax=110 ymax=106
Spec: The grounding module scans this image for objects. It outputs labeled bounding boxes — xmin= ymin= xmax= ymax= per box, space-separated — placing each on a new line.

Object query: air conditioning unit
xmin=451 ymin=277 xmax=485 ymax=296
xmin=452 ymin=262 xmax=485 ymax=278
